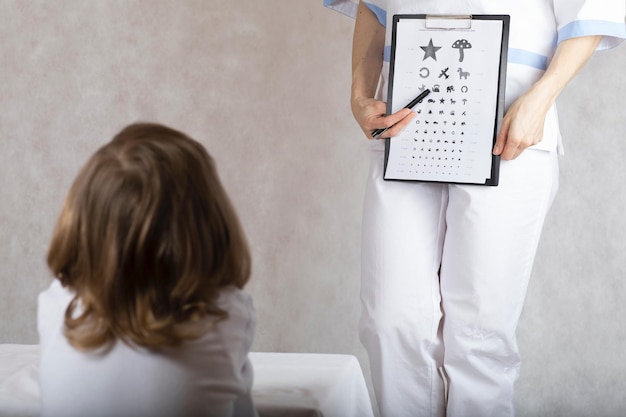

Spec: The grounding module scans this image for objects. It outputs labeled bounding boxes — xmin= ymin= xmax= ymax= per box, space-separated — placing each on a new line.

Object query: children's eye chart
xmin=383 ymin=15 xmax=510 ymax=186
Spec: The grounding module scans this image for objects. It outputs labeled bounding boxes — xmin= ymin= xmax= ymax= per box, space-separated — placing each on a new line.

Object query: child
xmin=38 ymin=123 xmax=258 ymax=417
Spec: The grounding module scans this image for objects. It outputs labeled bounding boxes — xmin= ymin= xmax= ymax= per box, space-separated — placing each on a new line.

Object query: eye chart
xmin=383 ymin=15 xmax=510 ymax=186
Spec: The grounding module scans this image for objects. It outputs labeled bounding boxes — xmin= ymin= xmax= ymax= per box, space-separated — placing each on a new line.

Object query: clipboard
xmin=383 ymin=14 xmax=510 ymax=186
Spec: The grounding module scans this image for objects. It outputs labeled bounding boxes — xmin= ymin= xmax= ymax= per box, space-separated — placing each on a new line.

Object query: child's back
xmin=39 ymin=281 xmax=256 ymax=417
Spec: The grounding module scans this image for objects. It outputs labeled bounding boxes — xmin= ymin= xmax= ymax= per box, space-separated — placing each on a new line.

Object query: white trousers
xmin=359 ymin=146 xmax=559 ymax=417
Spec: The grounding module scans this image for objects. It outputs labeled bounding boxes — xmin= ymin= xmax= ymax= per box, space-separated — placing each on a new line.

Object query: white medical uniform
xmin=325 ymin=1 xmax=625 ymax=416
xmin=38 ymin=280 xmax=258 ymax=417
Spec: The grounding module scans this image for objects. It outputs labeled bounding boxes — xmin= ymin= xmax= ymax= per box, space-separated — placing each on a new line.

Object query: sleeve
xmin=554 ymin=0 xmax=626 ymax=50
xmin=324 ymin=1 xmax=387 ymax=27
xmin=230 ymin=293 xmax=258 ymax=417
xmin=323 ymin=0 xmax=359 ymax=19
xmin=216 ymin=288 xmax=258 ymax=417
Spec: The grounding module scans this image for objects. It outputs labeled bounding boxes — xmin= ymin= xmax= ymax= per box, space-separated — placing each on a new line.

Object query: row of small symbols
xmin=413 ymin=147 xmax=463 ymax=156
xmin=415 ymin=120 xmax=467 ymax=126
xmin=417 ymin=67 xmax=471 ymax=81
xmin=415 ymin=130 xmax=465 ymax=136
xmin=425 ymin=97 xmax=468 ymax=105
xmin=417 ymin=84 xmax=470 ymax=94
xmin=416 ymin=109 xmax=468 ymax=116
xmin=408 ymin=165 xmax=464 ymax=175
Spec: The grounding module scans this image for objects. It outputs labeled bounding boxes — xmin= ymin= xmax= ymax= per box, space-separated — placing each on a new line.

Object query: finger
xmin=500 ymin=138 xmax=523 ymax=160
xmin=375 ymin=111 xmax=416 ymax=138
xmin=501 ymin=130 xmax=541 ymax=159
xmin=390 ymin=108 xmax=415 ymax=124
xmin=493 ymin=117 xmax=511 ymax=155
xmin=369 ymin=108 xmax=415 ymax=139
xmin=382 ymin=111 xmax=416 ymax=138
xmin=377 ymin=108 xmax=414 ymax=130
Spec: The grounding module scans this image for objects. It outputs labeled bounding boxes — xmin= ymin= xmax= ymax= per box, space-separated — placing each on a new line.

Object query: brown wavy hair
xmin=47 ymin=123 xmax=251 ymax=350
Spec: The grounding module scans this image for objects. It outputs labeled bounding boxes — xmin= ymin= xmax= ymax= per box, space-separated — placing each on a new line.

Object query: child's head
xmin=47 ymin=123 xmax=251 ymax=350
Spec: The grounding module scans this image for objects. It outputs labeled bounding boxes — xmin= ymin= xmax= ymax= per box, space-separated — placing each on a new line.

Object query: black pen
xmin=371 ymin=89 xmax=431 ymax=139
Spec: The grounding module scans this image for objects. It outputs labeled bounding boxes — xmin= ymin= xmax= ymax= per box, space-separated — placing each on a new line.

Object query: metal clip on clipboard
xmin=425 ymin=15 xmax=472 ymax=30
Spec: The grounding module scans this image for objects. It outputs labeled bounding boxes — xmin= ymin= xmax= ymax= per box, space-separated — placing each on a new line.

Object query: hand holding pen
xmin=370 ymin=89 xmax=431 ymax=139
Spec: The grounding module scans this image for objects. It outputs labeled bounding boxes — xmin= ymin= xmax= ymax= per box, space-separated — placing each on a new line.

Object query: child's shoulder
xmin=215 ymin=285 xmax=256 ymax=330
xmin=37 ymin=280 xmax=75 ymax=345
xmin=39 ymin=279 xmax=74 ymax=307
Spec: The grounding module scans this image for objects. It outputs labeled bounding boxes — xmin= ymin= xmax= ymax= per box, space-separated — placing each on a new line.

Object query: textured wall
xmin=0 ymin=1 xmax=624 ymax=416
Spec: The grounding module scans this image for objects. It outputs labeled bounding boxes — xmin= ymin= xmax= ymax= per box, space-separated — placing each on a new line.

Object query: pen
xmin=371 ymin=89 xmax=431 ymax=139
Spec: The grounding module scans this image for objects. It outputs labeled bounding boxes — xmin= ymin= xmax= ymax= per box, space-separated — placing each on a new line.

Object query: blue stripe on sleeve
xmin=507 ymin=48 xmax=548 ymax=70
xmin=558 ymin=20 xmax=626 ymax=43
xmin=323 ymin=1 xmax=386 ymax=26
xmin=364 ymin=2 xmax=386 ymax=27
xmin=323 ymin=0 xmax=358 ymax=19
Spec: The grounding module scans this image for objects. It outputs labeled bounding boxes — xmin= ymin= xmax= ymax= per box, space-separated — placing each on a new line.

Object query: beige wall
xmin=1 ymin=1 xmax=625 ymax=416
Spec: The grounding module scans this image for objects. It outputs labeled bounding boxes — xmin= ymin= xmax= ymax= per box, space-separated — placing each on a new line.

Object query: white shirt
xmin=325 ymin=0 xmax=626 ymax=153
xmin=38 ymin=280 xmax=258 ymax=417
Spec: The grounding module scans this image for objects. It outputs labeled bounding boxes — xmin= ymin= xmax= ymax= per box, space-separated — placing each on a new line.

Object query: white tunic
xmin=324 ymin=0 xmax=626 ymax=152
xmin=38 ymin=280 xmax=258 ymax=417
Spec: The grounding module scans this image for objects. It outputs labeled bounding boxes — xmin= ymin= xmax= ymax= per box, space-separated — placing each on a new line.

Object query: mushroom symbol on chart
xmin=452 ymin=39 xmax=472 ymax=62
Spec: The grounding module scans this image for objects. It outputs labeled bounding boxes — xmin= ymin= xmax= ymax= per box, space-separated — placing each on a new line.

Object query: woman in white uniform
xmin=325 ymin=1 xmax=625 ymax=416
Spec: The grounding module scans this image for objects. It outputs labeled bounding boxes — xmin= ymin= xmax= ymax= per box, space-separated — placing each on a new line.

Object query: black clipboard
xmin=383 ymin=14 xmax=510 ymax=186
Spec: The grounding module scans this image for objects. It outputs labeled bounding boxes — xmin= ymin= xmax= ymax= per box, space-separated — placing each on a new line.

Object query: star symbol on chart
xmin=420 ymin=38 xmax=441 ymax=61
